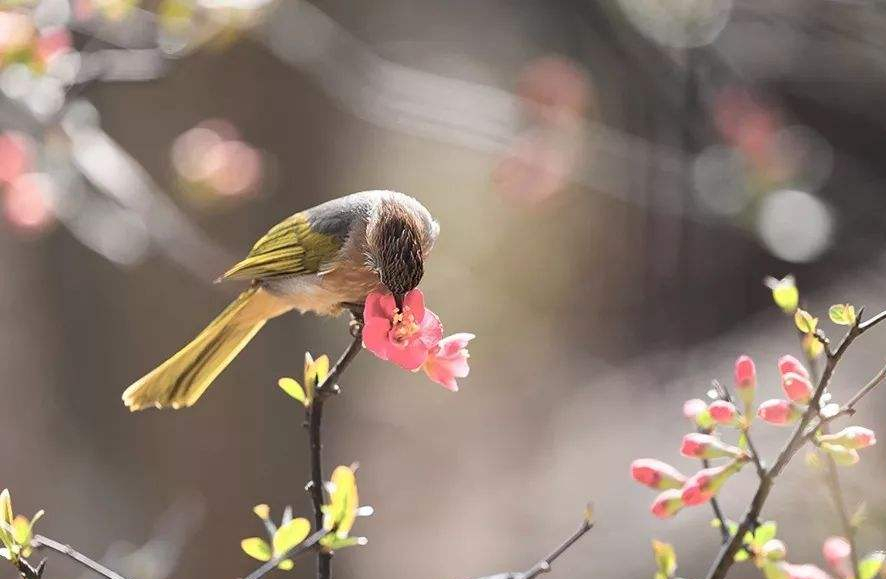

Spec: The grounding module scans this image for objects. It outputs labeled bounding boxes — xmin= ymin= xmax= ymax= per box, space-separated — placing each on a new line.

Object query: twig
xmin=822 ymin=448 xmax=861 ymax=579
xmin=703 ymin=458 xmax=731 ymax=543
xmin=242 ymin=529 xmax=329 ymax=579
xmin=306 ymin=322 xmax=364 ymax=579
xmin=20 ymin=534 xmax=129 ymax=579
xmin=704 ymin=309 xmax=886 ymax=579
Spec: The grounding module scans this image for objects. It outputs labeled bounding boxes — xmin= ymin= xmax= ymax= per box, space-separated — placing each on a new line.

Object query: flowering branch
xmin=703 ymin=308 xmax=886 ymax=579
xmin=306 ymin=321 xmax=364 ymax=579
xmin=242 ymin=529 xmax=329 ymax=579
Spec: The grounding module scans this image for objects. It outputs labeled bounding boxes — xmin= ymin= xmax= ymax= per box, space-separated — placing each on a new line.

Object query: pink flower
xmin=819 ymin=426 xmax=877 ymax=450
xmin=709 ymin=400 xmax=738 ymax=425
xmin=650 ymin=489 xmax=684 ymax=519
xmin=680 ymin=433 xmax=743 ymax=460
xmin=734 ymin=355 xmax=757 ymax=407
xmin=782 ymin=372 xmax=814 ymax=404
xmin=822 ymin=537 xmax=851 ymax=578
xmin=779 ymin=563 xmax=833 ymax=579
xmin=630 ymin=459 xmax=686 ymax=490
xmin=683 ymin=398 xmax=708 ymax=420
xmin=757 ymin=399 xmax=802 ymax=426
xmin=363 ymin=290 xmax=443 ymax=371
xmin=681 ymin=460 xmax=744 ymax=506
xmin=422 ymin=333 xmax=474 ymax=392
xmin=778 ymin=355 xmax=809 ymax=379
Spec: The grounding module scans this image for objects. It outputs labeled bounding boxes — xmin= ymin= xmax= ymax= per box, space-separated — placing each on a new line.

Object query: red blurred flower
xmin=630 ymin=459 xmax=686 ymax=491
xmin=681 ymin=460 xmax=744 ymax=506
xmin=757 ymin=399 xmax=802 ymax=426
xmin=680 ymin=433 xmax=743 ymax=460
xmin=650 ymin=489 xmax=684 ymax=519
xmin=781 ymin=372 xmax=813 ymax=404
xmin=822 ymin=537 xmax=851 ymax=578
xmin=734 ymin=355 xmax=756 ymax=407
xmin=778 ymin=354 xmax=809 ymax=379
xmin=709 ymin=400 xmax=737 ymax=425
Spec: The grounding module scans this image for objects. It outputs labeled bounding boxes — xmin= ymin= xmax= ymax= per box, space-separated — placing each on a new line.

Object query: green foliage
xmin=765 ymin=275 xmax=799 ymax=314
xmin=859 ymin=551 xmax=885 ymax=579
xmin=829 ymin=304 xmax=857 ymax=326
xmin=240 ymin=506 xmax=310 ymax=571
xmin=652 ymin=540 xmax=677 ymax=579
xmin=0 ymin=489 xmax=43 ymax=564
xmin=794 ymin=309 xmax=818 ymax=334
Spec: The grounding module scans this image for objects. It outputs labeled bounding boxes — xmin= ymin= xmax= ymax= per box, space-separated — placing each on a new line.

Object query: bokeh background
xmin=3 ymin=1 xmax=886 ymax=578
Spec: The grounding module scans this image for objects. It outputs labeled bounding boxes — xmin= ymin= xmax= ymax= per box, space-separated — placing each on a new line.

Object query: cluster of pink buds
xmin=755 ymin=355 xmax=811 ymax=426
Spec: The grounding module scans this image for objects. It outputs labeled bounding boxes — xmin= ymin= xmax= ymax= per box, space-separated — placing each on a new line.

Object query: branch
xmin=703 ymin=458 xmax=730 ymax=543
xmin=306 ymin=321 xmax=364 ymax=579
xmin=703 ymin=309 xmax=886 ymax=579
xmin=468 ymin=508 xmax=594 ymax=579
xmin=242 ymin=529 xmax=329 ymax=579
xmin=822 ymin=448 xmax=861 ymax=579
xmin=15 ymin=534 xmax=131 ymax=579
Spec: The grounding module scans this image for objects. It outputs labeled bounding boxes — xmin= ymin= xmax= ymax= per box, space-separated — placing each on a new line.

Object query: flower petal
xmin=362 ymin=318 xmax=392 ymax=361
xmin=403 ymin=289 xmax=425 ymax=319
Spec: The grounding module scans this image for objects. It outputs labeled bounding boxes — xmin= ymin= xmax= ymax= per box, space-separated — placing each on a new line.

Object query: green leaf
xmin=765 ymin=276 xmax=799 ymax=314
xmin=829 ymin=304 xmax=857 ymax=326
xmin=278 ymin=378 xmax=307 ymax=405
xmin=734 ymin=549 xmax=750 ymax=562
xmin=753 ymin=522 xmax=777 ymax=548
xmin=272 ymin=518 xmax=310 ymax=557
xmin=738 ymin=433 xmax=749 ymax=451
xmin=277 ymin=559 xmax=294 ymax=571
xmin=320 ymin=534 xmax=368 ymax=550
xmin=794 ymin=309 xmax=818 ymax=334
xmin=652 ymin=540 xmax=677 ymax=579
xmin=241 ymin=538 xmax=272 ymax=562
xmin=859 ymin=552 xmax=885 ymax=579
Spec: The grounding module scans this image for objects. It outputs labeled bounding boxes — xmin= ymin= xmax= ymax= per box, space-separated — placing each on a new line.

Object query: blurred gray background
xmin=3 ymin=0 xmax=886 ymax=578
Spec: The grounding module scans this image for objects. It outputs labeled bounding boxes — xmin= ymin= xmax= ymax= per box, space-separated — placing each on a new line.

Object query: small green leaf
xmin=858 ymin=551 xmax=885 ymax=579
xmin=765 ymin=276 xmax=799 ymax=314
xmin=277 ymin=559 xmax=294 ymax=571
xmin=253 ymin=504 xmax=270 ymax=520
xmin=794 ymin=309 xmax=818 ymax=334
xmin=753 ymin=521 xmax=777 ymax=548
xmin=272 ymin=518 xmax=310 ymax=557
xmin=738 ymin=433 xmax=749 ymax=451
xmin=734 ymin=549 xmax=750 ymax=562
xmin=278 ymin=378 xmax=307 ymax=405
xmin=829 ymin=304 xmax=857 ymax=326
xmin=241 ymin=538 xmax=272 ymax=562
xmin=652 ymin=540 xmax=677 ymax=579
xmin=803 ymin=333 xmax=824 ymax=360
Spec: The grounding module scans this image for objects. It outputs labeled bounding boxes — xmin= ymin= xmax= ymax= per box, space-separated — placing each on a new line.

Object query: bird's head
xmin=366 ymin=194 xmax=439 ymax=310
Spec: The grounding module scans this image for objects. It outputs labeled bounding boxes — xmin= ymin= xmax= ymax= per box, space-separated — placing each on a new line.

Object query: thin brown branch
xmin=703 ymin=457 xmax=731 ymax=543
xmin=31 ymin=535 xmax=129 ymax=579
xmin=306 ymin=322 xmax=364 ymax=579
xmin=822 ymin=447 xmax=861 ymax=579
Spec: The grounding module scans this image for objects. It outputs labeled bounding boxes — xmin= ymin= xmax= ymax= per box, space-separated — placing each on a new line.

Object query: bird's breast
xmin=263 ymin=266 xmax=382 ymax=316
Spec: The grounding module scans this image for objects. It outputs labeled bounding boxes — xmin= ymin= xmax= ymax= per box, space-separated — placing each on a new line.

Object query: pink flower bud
xmin=778 ymin=354 xmax=810 ymax=379
xmin=734 ymin=355 xmax=756 ymax=407
xmin=757 ymin=399 xmax=802 ymax=426
xmin=681 ymin=460 xmax=745 ymax=506
xmin=683 ymin=398 xmax=707 ymax=420
xmin=822 ymin=536 xmax=851 ymax=578
xmin=818 ymin=426 xmax=877 ymax=450
xmin=709 ymin=400 xmax=738 ymax=425
xmin=762 ymin=539 xmax=787 ymax=561
xmin=631 ymin=459 xmax=687 ymax=490
xmin=650 ymin=489 xmax=684 ymax=519
xmin=782 ymin=563 xmax=833 ymax=579
xmin=781 ymin=372 xmax=814 ymax=404
xmin=680 ymin=433 xmax=743 ymax=460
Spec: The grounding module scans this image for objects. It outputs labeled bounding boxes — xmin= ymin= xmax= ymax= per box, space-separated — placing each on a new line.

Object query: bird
xmin=122 ymin=190 xmax=439 ymax=411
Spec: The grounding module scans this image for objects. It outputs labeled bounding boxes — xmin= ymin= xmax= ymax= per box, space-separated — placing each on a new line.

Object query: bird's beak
xmin=394 ymin=293 xmax=405 ymax=312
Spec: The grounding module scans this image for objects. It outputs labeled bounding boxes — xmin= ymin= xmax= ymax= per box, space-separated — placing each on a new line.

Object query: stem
xmin=20 ymin=534 xmax=130 ymax=579
xmin=516 ymin=515 xmax=594 ymax=579
xmin=703 ymin=458 xmax=730 ymax=543
xmin=822 ymin=448 xmax=861 ymax=579
xmin=704 ymin=309 xmax=886 ymax=579
xmin=243 ymin=529 xmax=330 ymax=579
xmin=306 ymin=323 xmax=364 ymax=579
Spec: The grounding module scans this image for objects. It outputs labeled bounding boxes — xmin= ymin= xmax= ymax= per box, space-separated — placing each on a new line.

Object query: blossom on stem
xmin=757 ymin=399 xmax=802 ymax=426
xmin=683 ymin=398 xmax=713 ymax=429
xmin=630 ymin=459 xmax=686 ymax=490
xmin=681 ymin=459 xmax=745 ymax=506
xmin=822 ymin=537 xmax=851 ymax=578
xmin=680 ymin=433 xmax=744 ymax=460
xmin=709 ymin=400 xmax=738 ymax=425
xmin=818 ymin=426 xmax=877 ymax=450
xmin=778 ymin=355 xmax=809 ymax=379
xmin=650 ymin=489 xmax=684 ymax=519
xmin=762 ymin=540 xmax=788 ymax=562
xmin=422 ymin=333 xmax=474 ymax=391
xmin=363 ymin=290 xmax=443 ymax=370
xmin=819 ymin=443 xmax=860 ymax=466
xmin=781 ymin=372 xmax=814 ymax=404
xmin=735 ymin=355 xmax=757 ymax=408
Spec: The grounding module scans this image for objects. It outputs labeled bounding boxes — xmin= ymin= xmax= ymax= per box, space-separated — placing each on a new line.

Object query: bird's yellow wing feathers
xmin=222 ymin=212 xmax=344 ymax=281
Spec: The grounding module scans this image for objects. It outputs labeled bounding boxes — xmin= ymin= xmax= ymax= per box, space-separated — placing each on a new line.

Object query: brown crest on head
xmin=367 ymin=200 xmax=426 ymax=308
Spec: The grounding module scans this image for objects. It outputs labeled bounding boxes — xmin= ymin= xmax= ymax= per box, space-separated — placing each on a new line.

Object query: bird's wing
xmin=220 ymin=212 xmax=345 ymax=281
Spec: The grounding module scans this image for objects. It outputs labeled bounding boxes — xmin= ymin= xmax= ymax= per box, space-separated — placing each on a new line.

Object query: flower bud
xmin=778 ymin=355 xmax=809 ymax=379
xmin=734 ymin=355 xmax=757 ymax=407
xmin=820 ymin=443 xmax=860 ymax=466
xmin=762 ymin=539 xmax=787 ymax=561
xmin=681 ymin=460 xmax=745 ymax=506
xmin=757 ymin=399 xmax=802 ymax=426
xmin=683 ymin=398 xmax=713 ymax=429
xmin=631 ymin=459 xmax=686 ymax=490
xmin=822 ymin=536 xmax=851 ymax=577
xmin=781 ymin=372 xmax=814 ymax=404
xmin=818 ymin=426 xmax=877 ymax=450
xmin=681 ymin=433 xmax=744 ymax=460
xmin=650 ymin=489 xmax=684 ymax=519
xmin=709 ymin=400 xmax=738 ymax=425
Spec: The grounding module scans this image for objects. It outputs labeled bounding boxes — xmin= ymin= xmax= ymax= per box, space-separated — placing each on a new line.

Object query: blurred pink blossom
xmin=822 ymin=537 xmax=851 ymax=578
xmin=708 ymin=400 xmax=737 ymax=425
xmin=422 ymin=333 xmax=474 ymax=392
xmin=650 ymin=489 xmax=684 ymax=519
xmin=3 ymin=173 xmax=54 ymax=233
xmin=757 ymin=399 xmax=801 ymax=425
xmin=0 ymin=132 xmax=34 ymax=184
xmin=630 ymin=459 xmax=686 ymax=490
xmin=778 ymin=355 xmax=809 ymax=379
xmin=782 ymin=372 xmax=813 ymax=404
